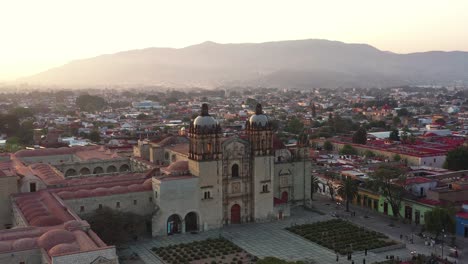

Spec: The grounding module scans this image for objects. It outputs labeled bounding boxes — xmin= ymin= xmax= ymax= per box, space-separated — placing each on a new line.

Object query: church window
xmin=231 ymin=164 xmax=239 ymax=178
xmin=133 ymin=200 xmax=137 ymax=205
xmin=98 ymin=204 xmax=103 ymax=209
xmin=154 ymin=191 xmax=158 ymax=198
xmin=80 ymin=206 xmax=85 ymax=212
xmin=149 ymin=196 xmax=153 ymax=202
xmin=116 ymin=202 xmax=120 ymax=208
xmin=262 ymin=184 xmax=269 ymax=193
xmin=29 ymin=182 xmax=37 ymax=192
xmin=204 ymin=191 xmax=211 ymax=199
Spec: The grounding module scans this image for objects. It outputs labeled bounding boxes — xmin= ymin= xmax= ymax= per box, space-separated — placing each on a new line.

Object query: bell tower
xmin=246 ymin=103 xmax=273 ymax=156
xmin=245 ymin=103 xmax=274 ymax=220
xmin=188 ymin=103 xmax=221 ymax=161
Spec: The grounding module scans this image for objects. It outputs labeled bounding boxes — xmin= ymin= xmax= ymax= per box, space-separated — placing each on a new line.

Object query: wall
xmin=407 ymin=182 xmax=438 ymax=197
xmin=0 ymin=249 xmax=42 ymax=264
xmin=12 ymin=199 xmax=28 ymax=227
xmin=190 ymin=159 xmax=223 ymax=232
xmin=253 ymin=156 xmax=274 ymax=220
xmin=0 ymin=175 xmax=18 ymax=229
xmin=152 ymin=177 xmax=199 ymax=236
xmin=52 ymin=247 xmax=118 ymax=264
xmin=456 ymin=216 xmax=468 ymax=237
xmin=426 ymin=188 xmax=468 ymax=203
xmin=63 ymin=191 xmax=154 ymax=217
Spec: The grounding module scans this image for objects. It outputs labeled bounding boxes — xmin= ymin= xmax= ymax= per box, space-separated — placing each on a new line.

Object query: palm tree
xmin=324 ymin=171 xmax=337 ymax=201
xmin=337 ymin=177 xmax=359 ymax=212
xmin=310 ymin=174 xmax=320 ymax=201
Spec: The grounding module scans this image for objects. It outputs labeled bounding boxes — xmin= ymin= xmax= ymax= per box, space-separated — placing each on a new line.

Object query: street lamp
xmin=441 ymin=229 xmax=447 ymax=259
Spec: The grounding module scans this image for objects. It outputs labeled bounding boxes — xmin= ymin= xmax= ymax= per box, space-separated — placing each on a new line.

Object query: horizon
xmin=1 ymin=0 xmax=468 ymax=81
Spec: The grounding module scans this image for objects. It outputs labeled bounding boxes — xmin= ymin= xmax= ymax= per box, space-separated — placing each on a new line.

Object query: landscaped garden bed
xmin=152 ymin=237 xmax=257 ymax=264
xmin=286 ymin=219 xmax=397 ymax=255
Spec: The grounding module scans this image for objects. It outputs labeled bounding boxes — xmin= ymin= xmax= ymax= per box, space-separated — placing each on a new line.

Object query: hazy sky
xmin=1 ymin=0 xmax=467 ymax=80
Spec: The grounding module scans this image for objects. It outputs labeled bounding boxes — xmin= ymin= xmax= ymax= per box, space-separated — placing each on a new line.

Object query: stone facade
xmin=63 ymin=191 xmax=154 ymax=217
xmin=0 ymin=175 xmax=18 ymax=229
xmin=145 ymin=104 xmax=312 ymax=236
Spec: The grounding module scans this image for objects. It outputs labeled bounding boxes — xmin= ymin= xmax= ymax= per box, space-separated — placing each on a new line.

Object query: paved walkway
xmin=311 ymin=194 xmax=466 ymax=263
xmin=126 ymin=202 xmax=417 ymax=264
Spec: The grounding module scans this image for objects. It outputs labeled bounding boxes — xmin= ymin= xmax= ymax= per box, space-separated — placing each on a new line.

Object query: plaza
xmin=124 ymin=194 xmax=466 ymax=264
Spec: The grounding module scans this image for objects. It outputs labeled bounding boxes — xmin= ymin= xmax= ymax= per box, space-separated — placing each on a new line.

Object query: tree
xmin=371 ymin=165 xmax=406 ymax=219
xmin=392 ymin=116 xmax=401 ymax=126
xmin=137 ymin=113 xmax=147 ymax=120
xmin=397 ymin=108 xmax=410 ymax=117
xmin=323 ymin=140 xmax=333 ymax=151
xmin=400 ymin=128 xmax=410 ymax=143
xmin=424 ymin=207 xmax=455 ymax=239
xmin=310 ymin=174 xmax=320 ymax=201
xmin=284 ymin=117 xmax=304 ymax=135
xmin=88 ymin=131 xmax=101 ymax=143
xmin=84 ymin=207 xmax=150 ymax=245
xmin=339 ymin=144 xmax=357 ymax=156
xmin=311 ymin=103 xmax=316 ymax=118
xmin=393 ymin=154 xmax=401 ymax=162
xmin=352 ymin=127 xmax=367 ymax=144
xmin=337 ymin=177 xmax=359 ymax=212
xmin=324 ymin=171 xmax=338 ymax=201
xmin=76 ymin=94 xmax=107 ymax=112
xmin=365 ymin=150 xmax=375 ymax=158
xmin=443 ymin=146 xmax=468 ymax=171
xmin=389 ymin=129 xmax=400 ymax=141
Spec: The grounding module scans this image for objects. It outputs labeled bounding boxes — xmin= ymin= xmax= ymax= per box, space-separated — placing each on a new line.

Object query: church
xmin=140 ymin=103 xmax=312 ymax=236
xmin=0 ymin=103 xmax=312 ymax=264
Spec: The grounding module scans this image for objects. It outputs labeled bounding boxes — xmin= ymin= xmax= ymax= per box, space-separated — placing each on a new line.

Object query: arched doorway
xmin=231 ymin=164 xmax=239 ymax=178
xmin=79 ymin=167 xmax=90 ymax=175
xmin=119 ymin=164 xmax=130 ymax=172
xmin=65 ymin=169 xmax=77 ymax=177
xmin=281 ymin=191 xmax=289 ymax=202
xmin=107 ymin=165 xmax=117 ymax=173
xmin=167 ymin=214 xmax=182 ymax=235
xmin=93 ymin=167 xmax=104 ymax=174
xmin=230 ymin=204 xmax=241 ymax=224
xmin=184 ymin=212 xmax=198 ymax=233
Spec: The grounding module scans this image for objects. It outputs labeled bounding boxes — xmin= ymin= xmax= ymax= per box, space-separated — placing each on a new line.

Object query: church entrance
xmin=281 ymin=191 xmax=289 ymax=202
xmin=167 ymin=214 xmax=182 ymax=235
xmin=231 ymin=204 xmax=241 ymax=224
xmin=184 ymin=212 xmax=198 ymax=233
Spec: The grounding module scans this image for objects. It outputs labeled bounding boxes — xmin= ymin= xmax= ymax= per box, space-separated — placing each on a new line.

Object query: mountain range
xmin=22 ymin=39 xmax=468 ymax=89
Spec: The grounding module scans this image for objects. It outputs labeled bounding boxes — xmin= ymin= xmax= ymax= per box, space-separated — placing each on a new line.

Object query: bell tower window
xmin=231 ymin=164 xmax=239 ymax=178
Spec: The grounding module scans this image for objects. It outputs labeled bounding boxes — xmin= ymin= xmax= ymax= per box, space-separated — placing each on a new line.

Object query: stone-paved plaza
xmin=124 ymin=195 xmax=466 ymax=264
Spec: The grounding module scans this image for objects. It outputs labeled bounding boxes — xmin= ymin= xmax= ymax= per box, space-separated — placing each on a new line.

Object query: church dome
xmin=248 ymin=104 xmax=269 ymax=127
xmin=37 ymin=229 xmax=75 ymax=250
xmin=48 ymin=243 xmax=80 ymax=256
xmin=193 ymin=103 xmax=217 ymax=128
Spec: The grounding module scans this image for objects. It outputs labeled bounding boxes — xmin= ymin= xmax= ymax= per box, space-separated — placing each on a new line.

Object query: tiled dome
xmin=12 ymin=238 xmax=37 ymax=251
xmin=38 ymin=229 xmax=75 ymax=250
xmin=128 ymin=184 xmax=145 ymax=192
xmin=166 ymin=160 xmax=188 ymax=173
xmin=63 ymin=220 xmax=82 ymax=231
xmin=91 ymin=187 xmax=111 ymax=196
xmin=30 ymin=215 xmax=62 ymax=227
xmin=109 ymin=186 xmax=127 ymax=194
xmin=0 ymin=241 xmax=12 ymax=252
xmin=48 ymin=243 xmax=80 ymax=256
